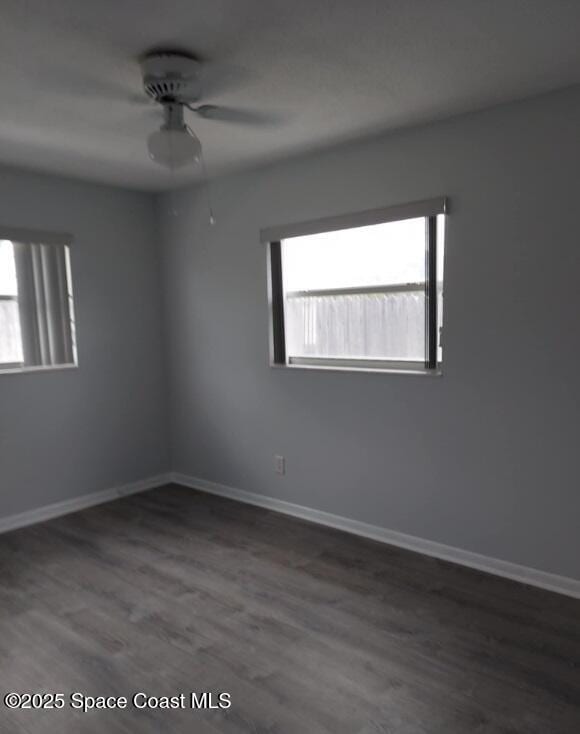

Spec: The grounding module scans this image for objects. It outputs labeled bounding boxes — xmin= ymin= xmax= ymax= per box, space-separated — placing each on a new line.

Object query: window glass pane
xmin=281 ymin=218 xmax=427 ymax=362
xmin=282 ymin=218 xmax=426 ymax=291
xmin=0 ymin=240 xmax=18 ymax=296
xmin=0 ymin=299 xmax=23 ymax=364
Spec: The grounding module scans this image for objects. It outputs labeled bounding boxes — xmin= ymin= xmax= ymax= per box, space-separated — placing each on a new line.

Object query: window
xmin=264 ymin=198 xmax=446 ymax=374
xmin=0 ymin=230 xmax=77 ymax=374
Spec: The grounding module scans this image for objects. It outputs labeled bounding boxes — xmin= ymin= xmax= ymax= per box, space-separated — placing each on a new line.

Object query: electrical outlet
xmin=274 ymin=455 xmax=285 ymax=475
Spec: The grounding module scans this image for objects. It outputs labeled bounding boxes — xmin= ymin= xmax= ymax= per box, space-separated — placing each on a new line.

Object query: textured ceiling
xmin=1 ymin=0 xmax=580 ymax=190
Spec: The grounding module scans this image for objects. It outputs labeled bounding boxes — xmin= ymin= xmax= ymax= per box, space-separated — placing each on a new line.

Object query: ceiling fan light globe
xmin=147 ymin=128 xmax=201 ymax=169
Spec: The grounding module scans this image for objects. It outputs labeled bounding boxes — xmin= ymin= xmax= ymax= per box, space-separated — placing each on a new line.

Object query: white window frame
xmin=262 ymin=197 xmax=447 ymax=376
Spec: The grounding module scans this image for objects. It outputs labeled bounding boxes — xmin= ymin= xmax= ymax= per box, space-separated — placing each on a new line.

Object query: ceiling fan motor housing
xmin=141 ymin=52 xmax=201 ymax=104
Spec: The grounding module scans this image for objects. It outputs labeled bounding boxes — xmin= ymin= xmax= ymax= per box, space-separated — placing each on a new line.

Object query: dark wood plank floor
xmin=0 ymin=484 xmax=579 ymax=733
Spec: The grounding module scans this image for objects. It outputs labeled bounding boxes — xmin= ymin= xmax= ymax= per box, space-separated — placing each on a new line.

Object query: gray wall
xmin=159 ymin=87 xmax=580 ymax=581
xmin=0 ymin=167 xmax=168 ymax=517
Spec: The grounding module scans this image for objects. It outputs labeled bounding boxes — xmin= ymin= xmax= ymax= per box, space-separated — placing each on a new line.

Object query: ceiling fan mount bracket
xmin=140 ymin=51 xmax=202 ymax=105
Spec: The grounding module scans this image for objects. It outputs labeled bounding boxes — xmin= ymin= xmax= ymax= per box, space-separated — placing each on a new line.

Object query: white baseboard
xmin=0 ymin=473 xmax=172 ymax=536
xmin=2 ymin=470 xmax=578 ymax=600
xmin=171 ymin=472 xmax=580 ymax=600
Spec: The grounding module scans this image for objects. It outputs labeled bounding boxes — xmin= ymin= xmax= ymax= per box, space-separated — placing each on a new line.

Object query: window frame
xmin=263 ymin=197 xmax=447 ymax=376
xmin=0 ymin=226 xmax=78 ymax=376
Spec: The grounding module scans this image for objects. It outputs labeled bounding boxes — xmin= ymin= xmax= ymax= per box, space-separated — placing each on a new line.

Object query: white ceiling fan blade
xmin=190 ymin=105 xmax=281 ymax=126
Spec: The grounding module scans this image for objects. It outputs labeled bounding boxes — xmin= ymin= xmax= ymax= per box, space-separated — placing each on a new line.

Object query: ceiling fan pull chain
xmin=199 ymin=146 xmax=215 ymax=226
xmin=169 ymin=169 xmax=179 ymax=217
xmin=184 ymin=122 xmax=214 ymax=225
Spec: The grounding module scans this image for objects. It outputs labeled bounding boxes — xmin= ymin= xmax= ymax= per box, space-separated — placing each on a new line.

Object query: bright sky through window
xmin=281 ymin=217 xmax=426 ymax=292
xmin=0 ymin=240 xmax=18 ymax=295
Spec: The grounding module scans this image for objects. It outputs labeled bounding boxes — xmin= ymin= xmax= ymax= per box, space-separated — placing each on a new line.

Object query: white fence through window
xmin=284 ymin=283 xmax=427 ymax=362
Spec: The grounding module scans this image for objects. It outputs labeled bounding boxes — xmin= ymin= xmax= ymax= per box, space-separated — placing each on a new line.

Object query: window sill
xmin=270 ymin=361 xmax=442 ymax=377
xmin=0 ymin=363 xmax=78 ymax=377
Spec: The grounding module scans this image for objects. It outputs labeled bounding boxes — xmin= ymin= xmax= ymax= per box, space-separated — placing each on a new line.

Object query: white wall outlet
xmin=274 ymin=455 xmax=285 ymax=475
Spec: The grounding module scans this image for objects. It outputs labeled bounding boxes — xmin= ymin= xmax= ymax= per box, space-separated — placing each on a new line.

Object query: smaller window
xmin=0 ymin=231 xmax=77 ymax=374
xmin=264 ymin=198 xmax=446 ymax=374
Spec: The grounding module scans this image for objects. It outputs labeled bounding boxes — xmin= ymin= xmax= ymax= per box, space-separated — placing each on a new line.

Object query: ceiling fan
xmin=137 ymin=50 xmax=279 ymax=222
xmin=140 ymin=50 xmax=275 ymax=172
xmin=140 ymin=51 xmax=217 ymax=170
xmin=139 ymin=50 xmax=247 ymax=223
